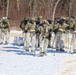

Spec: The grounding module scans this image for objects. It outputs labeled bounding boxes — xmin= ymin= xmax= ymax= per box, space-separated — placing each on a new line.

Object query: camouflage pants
xmin=30 ymin=33 xmax=36 ymax=52
xmin=36 ymin=33 xmax=40 ymax=47
xmin=1 ymin=29 xmax=10 ymax=44
xmin=55 ymin=32 xmax=64 ymax=50
xmin=39 ymin=36 xmax=48 ymax=53
xmin=24 ymin=32 xmax=31 ymax=50
xmin=70 ymin=33 xmax=76 ymax=53
xmin=24 ymin=32 xmax=36 ymax=52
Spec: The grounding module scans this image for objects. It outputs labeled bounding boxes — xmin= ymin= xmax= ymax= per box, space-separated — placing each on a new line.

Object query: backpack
xmin=20 ymin=19 xmax=29 ymax=30
xmin=2 ymin=20 xmax=8 ymax=29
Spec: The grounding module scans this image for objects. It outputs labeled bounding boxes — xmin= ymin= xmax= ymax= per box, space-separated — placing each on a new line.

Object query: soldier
xmin=35 ymin=16 xmax=43 ymax=48
xmin=1 ymin=17 xmax=10 ymax=44
xmin=37 ymin=20 xmax=50 ymax=56
xmin=69 ymin=18 xmax=76 ymax=53
xmin=52 ymin=19 xmax=59 ymax=48
xmin=23 ymin=18 xmax=31 ymax=51
xmin=35 ymin=17 xmax=40 ymax=48
xmin=20 ymin=17 xmax=30 ymax=51
xmin=47 ymin=20 xmax=53 ymax=48
xmin=53 ymin=18 xmax=68 ymax=51
xmin=23 ymin=17 xmax=36 ymax=53
xmin=29 ymin=17 xmax=37 ymax=53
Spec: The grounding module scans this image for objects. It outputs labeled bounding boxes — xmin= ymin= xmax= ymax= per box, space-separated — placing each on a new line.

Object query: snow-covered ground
xmin=0 ymin=30 xmax=76 ymax=75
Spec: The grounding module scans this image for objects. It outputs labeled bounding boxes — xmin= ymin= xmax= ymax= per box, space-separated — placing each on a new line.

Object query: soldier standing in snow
xmin=1 ymin=17 xmax=10 ymax=44
xmin=20 ymin=17 xmax=30 ymax=51
xmin=47 ymin=20 xmax=53 ymax=48
xmin=29 ymin=17 xmax=37 ymax=53
xmin=69 ymin=18 xmax=76 ymax=53
xmin=23 ymin=17 xmax=36 ymax=53
xmin=35 ymin=16 xmax=43 ymax=48
xmin=23 ymin=18 xmax=31 ymax=51
xmin=54 ymin=18 xmax=68 ymax=51
xmin=37 ymin=20 xmax=50 ymax=56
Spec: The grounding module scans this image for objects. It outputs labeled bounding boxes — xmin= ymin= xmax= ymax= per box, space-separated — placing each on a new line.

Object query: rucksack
xmin=2 ymin=20 xmax=8 ymax=29
xmin=20 ymin=19 xmax=29 ymax=30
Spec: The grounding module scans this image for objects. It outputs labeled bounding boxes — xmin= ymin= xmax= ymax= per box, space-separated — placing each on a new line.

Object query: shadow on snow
xmin=2 ymin=44 xmax=68 ymax=57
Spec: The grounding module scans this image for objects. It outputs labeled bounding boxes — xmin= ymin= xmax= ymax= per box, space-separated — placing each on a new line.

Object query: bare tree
xmin=2 ymin=0 xmax=6 ymax=16
xmin=29 ymin=0 xmax=37 ymax=17
xmin=52 ymin=0 xmax=61 ymax=26
xmin=6 ymin=0 xmax=9 ymax=17
xmin=17 ymin=0 xmax=20 ymax=11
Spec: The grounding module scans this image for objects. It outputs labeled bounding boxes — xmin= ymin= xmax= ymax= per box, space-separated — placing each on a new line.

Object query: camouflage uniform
xmin=47 ymin=20 xmax=53 ymax=48
xmin=23 ymin=22 xmax=31 ymax=51
xmin=54 ymin=22 xmax=66 ymax=51
xmin=70 ymin=20 xmax=76 ymax=53
xmin=37 ymin=21 xmax=50 ymax=56
xmin=24 ymin=17 xmax=36 ymax=53
xmin=29 ymin=18 xmax=36 ymax=53
xmin=36 ymin=16 xmax=43 ymax=48
xmin=1 ymin=17 xmax=10 ymax=44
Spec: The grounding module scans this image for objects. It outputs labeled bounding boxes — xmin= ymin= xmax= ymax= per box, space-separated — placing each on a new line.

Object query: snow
xmin=0 ymin=30 xmax=76 ymax=75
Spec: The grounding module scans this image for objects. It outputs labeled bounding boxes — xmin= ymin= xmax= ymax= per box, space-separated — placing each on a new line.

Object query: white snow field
xmin=0 ymin=30 xmax=76 ymax=75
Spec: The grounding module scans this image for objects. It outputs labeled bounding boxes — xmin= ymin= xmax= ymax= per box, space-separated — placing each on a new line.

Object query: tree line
xmin=0 ymin=0 xmax=76 ymax=26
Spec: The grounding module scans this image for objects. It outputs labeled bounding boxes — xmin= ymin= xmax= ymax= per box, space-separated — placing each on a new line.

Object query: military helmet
xmin=66 ymin=17 xmax=69 ymax=20
xmin=2 ymin=17 xmax=8 ymax=22
xmin=43 ymin=19 xmax=49 ymax=24
xmin=59 ymin=16 xmax=66 ymax=20
xmin=2 ymin=17 xmax=7 ymax=19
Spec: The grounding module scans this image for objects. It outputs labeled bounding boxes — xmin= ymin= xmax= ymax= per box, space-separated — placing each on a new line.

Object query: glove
xmin=50 ymin=29 xmax=52 ymax=32
xmin=24 ymin=30 xmax=28 ymax=33
xmin=36 ymin=31 xmax=39 ymax=33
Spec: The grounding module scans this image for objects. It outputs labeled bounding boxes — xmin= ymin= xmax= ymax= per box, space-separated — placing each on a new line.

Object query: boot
xmin=5 ymin=41 xmax=8 ymax=45
xmin=60 ymin=49 xmax=64 ymax=52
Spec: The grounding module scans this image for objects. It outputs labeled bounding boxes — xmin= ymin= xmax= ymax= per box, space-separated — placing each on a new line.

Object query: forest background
xmin=0 ymin=0 xmax=76 ymax=29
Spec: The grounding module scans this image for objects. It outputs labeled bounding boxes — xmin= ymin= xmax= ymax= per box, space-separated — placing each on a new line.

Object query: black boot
xmin=43 ymin=52 xmax=47 ymax=56
xmin=48 ymin=45 xmax=52 ymax=48
xmin=39 ymin=52 xmax=47 ymax=57
xmin=39 ymin=52 xmax=44 ymax=57
xmin=26 ymin=49 xmax=29 ymax=52
xmin=5 ymin=41 xmax=8 ymax=45
xmin=60 ymin=49 xmax=64 ymax=52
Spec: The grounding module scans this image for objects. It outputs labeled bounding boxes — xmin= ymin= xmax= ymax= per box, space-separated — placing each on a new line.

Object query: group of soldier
xmin=20 ymin=16 xmax=76 ymax=56
xmin=0 ymin=16 xmax=76 ymax=56
xmin=0 ymin=17 xmax=10 ymax=45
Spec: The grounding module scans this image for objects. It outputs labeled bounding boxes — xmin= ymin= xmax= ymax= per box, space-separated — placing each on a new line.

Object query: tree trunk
xmin=6 ymin=0 xmax=9 ymax=17
xmin=52 ymin=0 xmax=61 ymax=26
xmin=17 ymin=0 xmax=20 ymax=11
xmin=69 ymin=0 xmax=73 ymax=24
